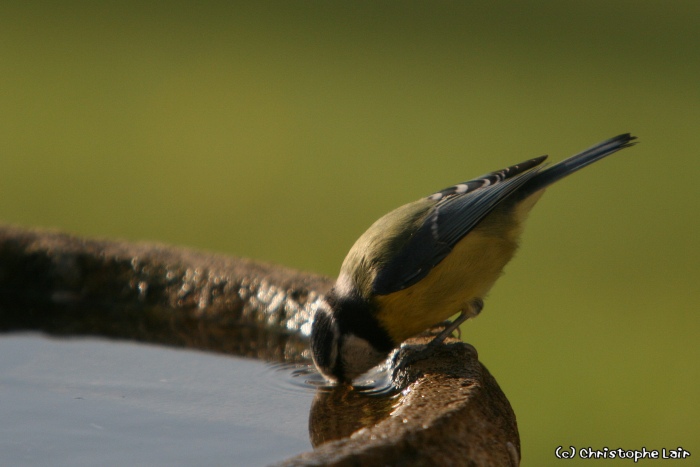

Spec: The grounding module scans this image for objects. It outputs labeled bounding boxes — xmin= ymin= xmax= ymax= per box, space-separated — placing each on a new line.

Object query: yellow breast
xmin=374 ymin=191 xmax=543 ymax=343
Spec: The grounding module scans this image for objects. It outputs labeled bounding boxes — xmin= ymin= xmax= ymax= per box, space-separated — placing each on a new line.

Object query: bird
xmin=310 ymin=134 xmax=637 ymax=383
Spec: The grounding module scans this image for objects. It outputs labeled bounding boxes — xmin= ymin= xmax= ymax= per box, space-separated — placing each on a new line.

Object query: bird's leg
xmin=395 ymin=298 xmax=484 ymax=374
xmin=428 ymin=298 xmax=483 ymax=348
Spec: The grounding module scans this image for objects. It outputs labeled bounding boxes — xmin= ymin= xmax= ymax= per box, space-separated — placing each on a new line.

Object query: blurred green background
xmin=1 ymin=1 xmax=697 ymax=464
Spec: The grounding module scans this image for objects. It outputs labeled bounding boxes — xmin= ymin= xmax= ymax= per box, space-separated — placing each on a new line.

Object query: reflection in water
xmin=270 ymin=361 xmax=396 ymax=395
xmin=269 ymin=361 xmax=402 ymax=448
xmin=1 ymin=302 xmax=313 ymax=364
xmin=308 ymin=380 xmax=400 ymax=448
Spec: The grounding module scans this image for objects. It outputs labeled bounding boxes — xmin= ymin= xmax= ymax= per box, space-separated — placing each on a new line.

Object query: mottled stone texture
xmin=280 ymin=339 xmax=520 ymax=467
xmin=0 ymin=224 xmax=519 ymax=466
xmin=0 ymin=224 xmax=328 ymax=361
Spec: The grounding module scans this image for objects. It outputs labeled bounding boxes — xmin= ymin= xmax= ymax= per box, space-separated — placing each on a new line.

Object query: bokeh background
xmin=1 ymin=1 xmax=697 ymax=464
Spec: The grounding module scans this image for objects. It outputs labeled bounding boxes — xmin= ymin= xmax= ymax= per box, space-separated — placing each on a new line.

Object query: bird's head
xmin=310 ymin=292 xmax=391 ymax=384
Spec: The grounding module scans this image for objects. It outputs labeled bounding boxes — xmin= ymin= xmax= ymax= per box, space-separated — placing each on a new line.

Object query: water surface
xmin=0 ymin=334 xmax=314 ymax=466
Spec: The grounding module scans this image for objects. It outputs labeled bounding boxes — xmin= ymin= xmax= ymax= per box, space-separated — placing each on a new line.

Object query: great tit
xmin=311 ymin=134 xmax=636 ymax=383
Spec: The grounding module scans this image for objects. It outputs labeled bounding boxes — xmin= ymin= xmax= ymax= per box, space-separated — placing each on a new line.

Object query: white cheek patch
xmin=341 ymin=334 xmax=388 ymax=381
xmin=334 ymin=274 xmax=355 ymax=297
xmin=310 ymin=301 xmax=341 ymax=379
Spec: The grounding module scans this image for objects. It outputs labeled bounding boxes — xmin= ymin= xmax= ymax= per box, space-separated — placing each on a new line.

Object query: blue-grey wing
xmin=372 ymin=156 xmax=547 ymax=295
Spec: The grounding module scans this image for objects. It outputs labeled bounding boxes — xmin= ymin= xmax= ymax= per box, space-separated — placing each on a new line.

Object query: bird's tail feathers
xmin=519 ymin=133 xmax=637 ymax=198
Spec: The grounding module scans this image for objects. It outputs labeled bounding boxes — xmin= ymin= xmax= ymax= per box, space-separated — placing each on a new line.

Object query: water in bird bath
xmin=0 ymin=333 xmax=317 ymax=466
